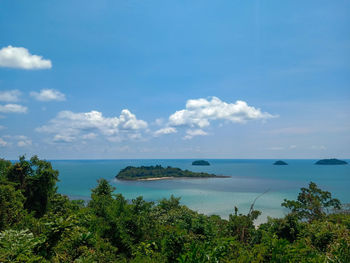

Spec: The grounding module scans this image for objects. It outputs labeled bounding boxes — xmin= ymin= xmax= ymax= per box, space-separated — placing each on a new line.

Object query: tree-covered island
xmin=192 ymin=160 xmax=210 ymax=166
xmin=116 ymin=165 xmax=225 ymax=180
xmin=315 ymin=158 xmax=348 ymax=165
xmin=273 ymin=160 xmax=288 ymax=165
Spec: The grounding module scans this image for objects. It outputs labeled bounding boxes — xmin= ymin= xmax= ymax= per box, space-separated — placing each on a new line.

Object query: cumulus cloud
xmin=169 ymin=97 xmax=276 ymax=128
xmin=267 ymin=146 xmax=285 ymax=151
xmin=16 ymin=136 xmax=32 ymax=147
xmin=30 ymin=89 xmax=66 ymax=102
xmin=37 ymin=109 xmax=148 ymax=143
xmin=0 ymin=45 xmax=52 ymax=69
xmin=0 ymin=135 xmax=31 ymax=147
xmin=0 ymin=90 xmax=21 ymax=102
xmin=183 ymin=129 xmax=208 ymax=140
xmin=0 ymin=138 xmax=7 ymax=147
xmin=154 ymin=97 xmax=276 ymax=139
xmin=154 ymin=127 xmax=177 ymax=136
xmin=0 ymin=104 xmax=27 ymax=113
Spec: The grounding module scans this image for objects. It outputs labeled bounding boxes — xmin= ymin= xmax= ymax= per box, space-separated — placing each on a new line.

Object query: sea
xmin=52 ymin=159 xmax=350 ymax=224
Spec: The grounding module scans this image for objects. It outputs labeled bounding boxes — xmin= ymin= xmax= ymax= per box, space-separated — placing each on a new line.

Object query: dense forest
xmin=116 ymin=165 xmax=217 ymax=180
xmin=0 ymin=156 xmax=349 ymax=262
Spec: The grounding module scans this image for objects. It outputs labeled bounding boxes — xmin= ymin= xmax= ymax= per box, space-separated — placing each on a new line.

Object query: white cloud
xmin=183 ymin=129 xmax=208 ymax=140
xmin=267 ymin=146 xmax=285 ymax=151
xmin=0 ymin=138 xmax=8 ymax=147
xmin=30 ymin=89 xmax=66 ymax=102
xmin=154 ymin=97 xmax=276 ymax=139
xmin=154 ymin=118 xmax=164 ymax=126
xmin=16 ymin=136 xmax=32 ymax=147
xmin=154 ymin=127 xmax=177 ymax=136
xmin=82 ymin=133 xmax=97 ymax=140
xmin=0 ymin=135 xmax=31 ymax=147
xmin=0 ymin=90 xmax=21 ymax=102
xmin=169 ymin=97 xmax=276 ymax=128
xmin=0 ymin=104 xmax=27 ymax=113
xmin=52 ymin=134 xmax=75 ymax=143
xmin=0 ymin=46 xmax=52 ymax=69
xmin=311 ymin=145 xmax=326 ymax=150
xmin=0 ymin=125 xmax=6 ymax=130
xmin=37 ymin=109 xmax=148 ymax=143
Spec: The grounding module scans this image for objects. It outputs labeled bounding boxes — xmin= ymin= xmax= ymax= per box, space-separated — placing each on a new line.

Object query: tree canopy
xmin=282 ymin=181 xmax=341 ymax=221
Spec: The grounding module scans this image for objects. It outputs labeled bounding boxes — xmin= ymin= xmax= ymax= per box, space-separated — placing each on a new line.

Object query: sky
xmin=0 ymin=0 xmax=349 ymax=159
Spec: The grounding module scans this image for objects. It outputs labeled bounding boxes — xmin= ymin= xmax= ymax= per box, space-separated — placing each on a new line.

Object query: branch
xmin=249 ymin=189 xmax=270 ymax=215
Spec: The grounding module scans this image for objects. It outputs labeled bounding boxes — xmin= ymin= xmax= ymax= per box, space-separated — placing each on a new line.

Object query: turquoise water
xmin=52 ymin=159 xmax=350 ymax=224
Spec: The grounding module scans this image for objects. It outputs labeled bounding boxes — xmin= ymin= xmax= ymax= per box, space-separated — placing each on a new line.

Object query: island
xmin=192 ymin=160 xmax=210 ymax=166
xmin=116 ymin=165 xmax=228 ymax=180
xmin=273 ymin=160 xmax=288 ymax=165
xmin=315 ymin=158 xmax=348 ymax=165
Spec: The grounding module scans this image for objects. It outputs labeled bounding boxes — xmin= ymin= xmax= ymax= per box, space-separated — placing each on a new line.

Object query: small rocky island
xmin=192 ymin=160 xmax=210 ymax=166
xmin=315 ymin=158 xmax=348 ymax=165
xmin=116 ymin=165 xmax=227 ymax=180
xmin=273 ymin=160 xmax=288 ymax=165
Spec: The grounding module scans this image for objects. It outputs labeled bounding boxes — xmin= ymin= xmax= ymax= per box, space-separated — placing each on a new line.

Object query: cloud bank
xmin=30 ymin=89 xmax=66 ymax=101
xmin=37 ymin=109 xmax=148 ymax=143
xmin=0 ymin=135 xmax=32 ymax=147
xmin=16 ymin=135 xmax=32 ymax=147
xmin=0 ymin=104 xmax=27 ymax=113
xmin=0 ymin=90 xmax=21 ymax=102
xmin=0 ymin=138 xmax=7 ymax=147
xmin=0 ymin=46 xmax=52 ymax=69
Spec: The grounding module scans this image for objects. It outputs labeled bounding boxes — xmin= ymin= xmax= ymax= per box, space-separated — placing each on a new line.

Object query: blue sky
xmin=0 ymin=0 xmax=349 ymax=159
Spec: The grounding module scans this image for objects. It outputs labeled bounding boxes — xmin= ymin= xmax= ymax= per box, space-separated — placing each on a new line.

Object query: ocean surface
xmin=52 ymin=159 xmax=350 ymax=224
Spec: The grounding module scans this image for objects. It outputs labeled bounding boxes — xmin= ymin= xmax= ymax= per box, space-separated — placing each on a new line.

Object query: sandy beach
xmin=137 ymin=177 xmax=174 ymax=181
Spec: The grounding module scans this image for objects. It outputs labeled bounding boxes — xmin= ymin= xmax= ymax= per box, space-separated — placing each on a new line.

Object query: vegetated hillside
xmin=0 ymin=156 xmax=349 ymax=262
xmin=116 ymin=165 xmax=216 ymax=180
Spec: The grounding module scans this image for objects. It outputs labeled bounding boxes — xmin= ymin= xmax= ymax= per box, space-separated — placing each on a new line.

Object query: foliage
xmin=0 ymin=229 xmax=44 ymax=262
xmin=282 ymin=181 xmax=341 ymax=221
xmin=228 ymin=206 xmax=261 ymax=243
xmin=5 ymin=155 xmax=59 ymax=217
xmin=0 ymin=156 xmax=349 ymax=262
xmin=0 ymin=184 xmax=26 ymax=231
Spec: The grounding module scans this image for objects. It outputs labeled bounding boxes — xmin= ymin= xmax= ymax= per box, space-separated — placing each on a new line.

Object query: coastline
xmin=116 ymin=175 xmax=230 ymax=181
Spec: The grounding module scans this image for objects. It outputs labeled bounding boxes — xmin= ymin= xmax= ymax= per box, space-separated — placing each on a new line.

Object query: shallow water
xmin=52 ymin=159 xmax=350 ymax=223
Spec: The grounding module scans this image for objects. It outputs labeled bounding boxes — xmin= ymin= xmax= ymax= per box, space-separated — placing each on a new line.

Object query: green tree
xmin=0 ymin=184 xmax=26 ymax=231
xmin=89 ymin=178 xmax=115 ymax=218
xmin=0 ymin=159 xmax=11 ymax=181
xmin=228 ymin=206 xmax=261 ymax=243
xmin=282 ymin=182 xmax=341 ymax=221
xmin=6 ymin=155 xmax=59 ymax=217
